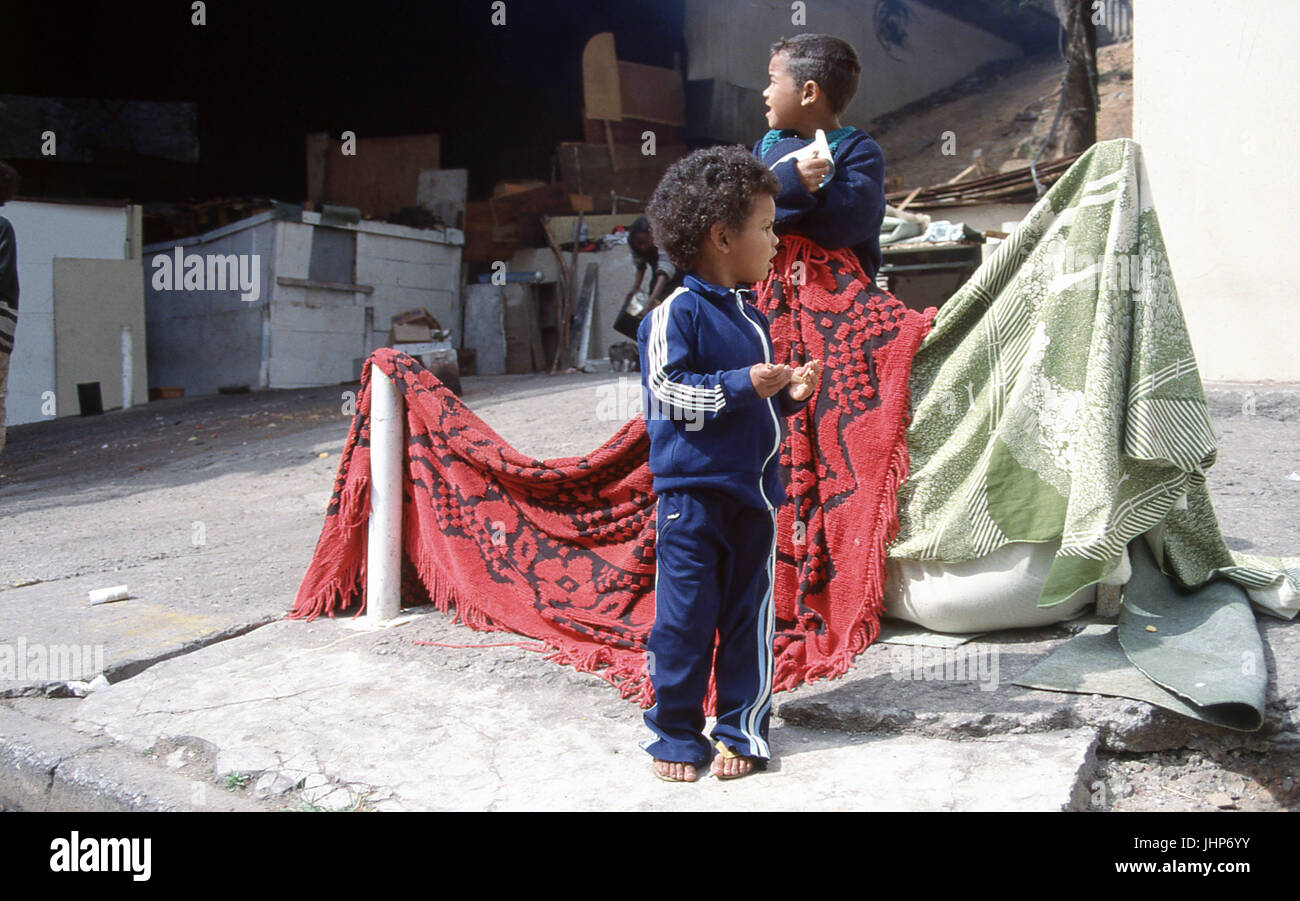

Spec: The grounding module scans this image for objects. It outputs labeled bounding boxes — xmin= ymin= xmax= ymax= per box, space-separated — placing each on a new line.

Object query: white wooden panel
xmin=2 ymin=201 xmax=130 ymax=425
xmin=356 ymin=231 xmax=454 ymax=265
xmin=270 ymin=326 xmax=364 ymax=388
xmin=53 ymin=259 xmax=146 ymax=416
xmin=276 ymin=221 xmax=314 ymax=280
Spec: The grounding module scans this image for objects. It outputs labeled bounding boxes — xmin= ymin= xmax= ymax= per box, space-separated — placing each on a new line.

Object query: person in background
xmin=0 ymin=161 xmax=20 ymax=454
xmin=617 ymin=216 xmax=686 ymax=337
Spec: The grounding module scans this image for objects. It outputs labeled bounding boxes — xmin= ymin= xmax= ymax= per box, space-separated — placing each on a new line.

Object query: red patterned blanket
xmin=290 ymin=240 xmax=933 ymax=707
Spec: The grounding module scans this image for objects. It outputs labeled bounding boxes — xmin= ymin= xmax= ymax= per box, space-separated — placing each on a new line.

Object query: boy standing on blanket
xmin=637 ymin=146 xmax=821 ymax=782
xmin=755 ymin=34 xmax=886 ymax=283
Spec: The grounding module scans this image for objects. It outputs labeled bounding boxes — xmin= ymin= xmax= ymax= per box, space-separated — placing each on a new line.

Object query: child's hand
xmin=750 ymin=362 xmax=792 ymax=398
xmin=796 ymin=154 xmax=831 ymax=193
xmin=787 ymin=359 xmax=821 ymax=402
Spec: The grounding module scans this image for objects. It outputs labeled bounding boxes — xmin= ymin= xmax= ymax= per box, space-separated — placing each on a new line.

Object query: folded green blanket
xmin=888 ymin=139 xmax=1299 ymax=618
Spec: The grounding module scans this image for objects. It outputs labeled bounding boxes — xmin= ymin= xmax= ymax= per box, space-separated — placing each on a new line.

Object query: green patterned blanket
xmin=888 ymin=139 xmax=1299 ymax=618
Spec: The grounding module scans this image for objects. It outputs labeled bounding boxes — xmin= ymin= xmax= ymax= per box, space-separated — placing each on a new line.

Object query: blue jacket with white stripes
xmin=636 ymin=272 xmax=808 ymax=510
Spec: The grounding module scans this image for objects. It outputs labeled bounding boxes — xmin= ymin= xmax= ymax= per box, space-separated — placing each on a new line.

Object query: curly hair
xmin=646 ymin=145 xmax=780 ymax=272
xmin=770 ymin=34 xmax=862 ymax=115
xmin=0 ymin=162 xmax=18 ymax=206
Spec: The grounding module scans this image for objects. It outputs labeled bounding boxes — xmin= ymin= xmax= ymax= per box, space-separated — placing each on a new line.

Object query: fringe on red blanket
xmin=756 ymin=234 xmax=936 ymax=691
xmin=289 ymin=238 xmax=933 ymax=707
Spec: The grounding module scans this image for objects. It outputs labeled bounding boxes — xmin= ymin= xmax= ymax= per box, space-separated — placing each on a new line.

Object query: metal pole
xmin=120 ymin=325 xmax=133 ymax=410
xmin=367 ymin=362 xmax=403 ymax=621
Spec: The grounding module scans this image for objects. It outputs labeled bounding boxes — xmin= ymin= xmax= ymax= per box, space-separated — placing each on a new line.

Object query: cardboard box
xmin=390 ymin=322 xmax=433 ymax=343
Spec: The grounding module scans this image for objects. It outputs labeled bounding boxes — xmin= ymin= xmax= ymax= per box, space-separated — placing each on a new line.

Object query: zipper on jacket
xmin=736 ymin=292 xmax=780 ymax=511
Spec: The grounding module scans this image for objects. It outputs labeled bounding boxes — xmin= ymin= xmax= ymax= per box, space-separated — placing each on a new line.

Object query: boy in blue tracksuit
xmin=637 ymin=145 xmax=822 ymax=782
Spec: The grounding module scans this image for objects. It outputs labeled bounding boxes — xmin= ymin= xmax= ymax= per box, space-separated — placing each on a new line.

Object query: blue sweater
xmin=636 ymin=272 xmax=808 ymax=510
xmin=752 ymin=126 xmax=887 ymax=279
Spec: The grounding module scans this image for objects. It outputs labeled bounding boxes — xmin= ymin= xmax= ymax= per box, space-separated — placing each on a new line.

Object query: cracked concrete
xmin=0 ymin=375 xmax=1296 ymax=810
xmin=65 ymin=614 xmax=1099 ymax=811
xmin=777 ymin=615 xmax=1300 ymax=756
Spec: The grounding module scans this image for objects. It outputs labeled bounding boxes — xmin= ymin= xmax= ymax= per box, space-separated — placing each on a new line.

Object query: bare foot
xmin=711 ymin=746 xmax=757 ymax=780
xmin=653 ymin=759 xmax=698 ymax=782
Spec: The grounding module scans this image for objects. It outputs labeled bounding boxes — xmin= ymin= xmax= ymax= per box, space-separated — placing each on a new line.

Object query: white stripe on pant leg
xmin=752 ymin=509 xmax=777 ymax=750
xmin=642 ymin=501 xmax=666 ymax=751
xmin=739 ymin=508 xmax=776 ymax=757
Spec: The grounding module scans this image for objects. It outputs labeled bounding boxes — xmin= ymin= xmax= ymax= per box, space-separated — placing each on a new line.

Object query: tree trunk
xmin=1057 ymin=0 xmax=1098 ymax=155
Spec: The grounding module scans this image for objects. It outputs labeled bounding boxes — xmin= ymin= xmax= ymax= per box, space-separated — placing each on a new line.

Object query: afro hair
xmin=645 ymin=145 xmax=781 ymax=272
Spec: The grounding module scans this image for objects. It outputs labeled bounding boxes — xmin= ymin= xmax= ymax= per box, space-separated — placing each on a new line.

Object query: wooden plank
xmin=605 ymin=120 xmax=618 ymax=173
xmin=355 ymin=230 xmax=461 ymax=266
xmin=944 ymin=163 xmax=978 ymax=184
xmin=896 ymin=187 xmax=922 ymax=212
xmin=582 ymin=33 xmax=622 ymax=121
xmin=560 ymin=215 xmax=583 ymax=366
xmin=555 ymin=142 xmax=685 ymax=209
xmin=464 ymin=201 xmax=517 ymax=263
xmin=617 ymin=60 xmax=686 ymax=126
xmin=582 ymin=117 xmax=684 ymax=145
xmin=527 ymin=288 xmax=546 ymax=370
xmin=543 ymin=224 xmax=573 ymax=374
xmin=463 ymin=284 xmax=506 ymax=374
xmin=320 ymin=133 xmax=440 ymax=219
xmin=275 ymin=276 xmax=374 ymax=294
xmin=489 ymin=182 xmax=574 ymax=226
xmin=886 ymin=153 xmax=1081 ymax=208
xmin=502 ymin=285 xmax=535 ymax=373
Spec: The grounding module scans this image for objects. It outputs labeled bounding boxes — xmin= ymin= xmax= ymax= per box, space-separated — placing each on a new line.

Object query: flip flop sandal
xmin=711 ymin=740 xmax=757 ymax=780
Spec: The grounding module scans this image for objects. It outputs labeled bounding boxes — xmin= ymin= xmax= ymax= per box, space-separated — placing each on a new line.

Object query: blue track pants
xmin=642 ymin=487 xmax=776 ymax=768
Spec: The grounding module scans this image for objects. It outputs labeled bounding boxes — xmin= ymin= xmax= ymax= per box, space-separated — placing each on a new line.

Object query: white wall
xmin=54 ymin=259 xmax=147 ymax=415
xmin=1134 ymin=0 xmax=1300 ymax=381
xmin=512 ymin=242 xmax=642 ymax=363
xmin=354 ymin=223 xmax=462 ymax=337
xmin=271 ymin=215 xmax=463 ymax=388
xmin=685 ymin=0 xmax=1024 ymax=127
xmin=2 ymin=200 xmax=132 ymax=426
xmin=144 ymin=214 xmax=273 ymax=397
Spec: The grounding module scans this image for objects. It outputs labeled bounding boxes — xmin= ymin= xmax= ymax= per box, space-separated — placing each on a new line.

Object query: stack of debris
xmin=143 ymin=196 xmax=278 ymax=244
xmin=463 ymin=33 xmax=688 ymax=271
xmin=464 ymin=180 xmax=577 ymax=265
xmin=557 ymin=33 xmax=688 ymax=216
xmin=886 ymin=152 xmax=1081 ymax=209
xmin=388 ymin=308 xmax=461 ymax=394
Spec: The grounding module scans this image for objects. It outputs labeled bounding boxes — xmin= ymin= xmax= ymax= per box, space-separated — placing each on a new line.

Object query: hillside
xmin=869 ymin=40 xmax=1134 ymax=190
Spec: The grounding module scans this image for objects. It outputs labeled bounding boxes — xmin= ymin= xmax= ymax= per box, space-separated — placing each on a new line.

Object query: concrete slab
xmin=0 ymin=564 xmax=279 ymax=695
xmin=0 ymin=706 xmax=266 ymax=812
xmin=2 ymin=375 xmax=1297 ymax=810
xmin=70 ymin=614 xmax=1097 ymax=811
xmin=778 ymin=614 xmax=1300 ymax=756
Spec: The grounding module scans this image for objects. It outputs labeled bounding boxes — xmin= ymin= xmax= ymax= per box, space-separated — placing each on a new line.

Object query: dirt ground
xmin=871 ymin=40 xmax=1134 ymax=189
